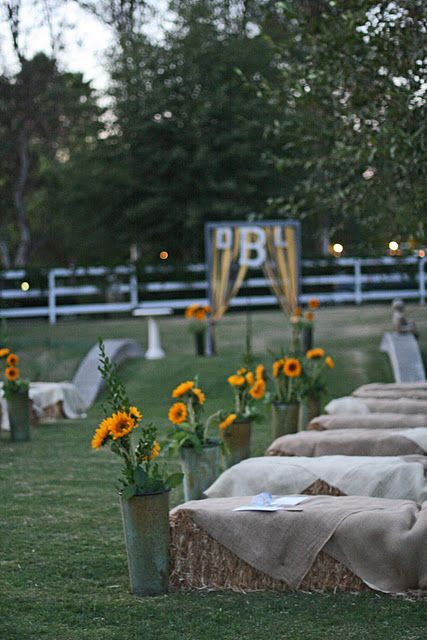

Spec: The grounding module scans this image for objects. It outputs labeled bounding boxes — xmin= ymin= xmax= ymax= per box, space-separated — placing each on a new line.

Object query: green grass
xmin=1 ymin=306 xmax=426 ymax=639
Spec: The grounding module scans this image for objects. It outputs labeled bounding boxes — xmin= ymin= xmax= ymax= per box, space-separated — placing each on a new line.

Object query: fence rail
xmin=0 ymin=257 xmax=425 ymax=323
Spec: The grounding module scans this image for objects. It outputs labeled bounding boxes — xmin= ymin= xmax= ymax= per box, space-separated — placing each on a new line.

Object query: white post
xmin=419 ymin=257 xmax=425 ymax=306
xmin=129 ymin=269 xmax=138 ymax=308
xmin=145 ymin=317 xmax=166 ymax=359
xmin=48 ymin=269 xmax=56 ymax=325
xmin=354 ymin=260 xmax=362 ymax=305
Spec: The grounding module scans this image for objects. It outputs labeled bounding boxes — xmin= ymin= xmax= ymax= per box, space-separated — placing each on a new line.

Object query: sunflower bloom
xmin=192 ymin=388 xmax=206 ymax=405
xmin=237 ymin=367 xmax=247 ymax=375
xmin=168 ymin=402 xmax=188 ymax=425
xmin=227 ymin=374 xmax=246 ymax=387
xmin=108 ymin=411 xmax=135 ymax=440
xmin=5 ymin=366 xmax=19 ymax=381
xmin=283 ymin=358 xmax=302 ymax=378
xmin=246 ymin=371 xmax=254 ymax=386
xmin=306 ymin=348 xmax=325 ymax=359
xmin=249 ymin=379 xmax=266 ymax=400
xmin=219 ymin=413 xmax=237 ymax=431
xmin=305 ymin=311 xmax=314 ymax=321
xmin=6 ymin=353 xmax=19 ymax=366
xmin=91 ymin=418 xmax=111 ymax=449
xmin=272 ymin=359 xmax=285 ymax=378
xmin=129 ymin=406 xmax=143 ymax=424
xmin=143 ymin=440 xmax=161 ymax=461
xmin=172 ymin=380 xmax=194 ymax=398
xmin=294 ymin=307 xmax=302 ymax=317
xmin=203 ymin=305 xmax=211 ymax=313
xmin=308 ymin=298 xmax=320 ymax=310
xmin=0 ymin=348 xmax=10 ymax=358
xmin=255 ymin=364 xmax=266 ymax=381
xmin=325 ymin=356 xmax=335 ymax=369
xmin=185 ymin=304 xmax=199 ymax=319
xmin=194 ymin=308 xmax=207 ymax=321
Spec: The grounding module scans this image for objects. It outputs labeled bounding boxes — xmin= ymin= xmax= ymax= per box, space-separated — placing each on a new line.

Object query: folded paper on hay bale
xmin=267 ymin=428 xmax=427 ymax=458
xmin=170 ymin=495 xmax=427 ymax=593
xmin=308 ymin=413 xmax=427 ymax=431
xmin=204 ymin=456 xmax=427 ymax=503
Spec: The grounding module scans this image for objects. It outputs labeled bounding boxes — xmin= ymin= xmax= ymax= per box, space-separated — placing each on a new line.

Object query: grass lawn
xmin=1 ymin=305 xmax=426 ymax=639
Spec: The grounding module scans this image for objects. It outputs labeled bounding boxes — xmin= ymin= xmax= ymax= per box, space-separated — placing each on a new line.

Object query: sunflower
xmin=192 ymin=387 xmax=206 ymax=405
xmin=227 ymin=374 xmax=246 ymax=387
xmin=283 ymin=358 xmax=302 ymax=378
xmin=272 ymin=359 xmax=285 ymax=378
xmin=91 ymin=418 xmax=111 ymax=449
xmin=308 ymin=298 xmax=320 ymax=310
xmin=108 ymin=411 xmax=135 ymax=440
xmin=129 ymin=406 xmax=143 ymax=424
xmin=219 ymin=413 xmax=237 ymax=431
xmin=194 ymin=308 xmax=207 ymax=321
xmin=172 ymin=380 xmax=194 ymax=398
xmin=168 ymin=402 xmax=188 ymax=425
xmin=306 ymin=348 xmax=325 ymax=359
xmin=5 ymin=366 xmax=19 ymax=381
xmin=305 ymin=311 xmax=314 ymax=321
xmin=203 ymin=305 xmax=211 ymax=314
xmin=325 ymin=356 xmax=335 ymax=369
xmin=255 ymin=364 xmax=266 ymax=381
xmin=246 ymin=371 xmax=254 ymax=386
xmin=249 ymin=379 xmax=266 ymax=400
xmin=184 ymin=304 xmax=199 ymax=319
xmin=142 ymin=440 xmax=161 ymax=461
xmin=294 ymin=307 xmax=302 ymax=317
xmin=237 ymin=367 xmax=247 ymax=375
xmin=0 ymin=348 xmax=10 ymax=358
xmin=6 ymin=353 xmax=19 ymax=366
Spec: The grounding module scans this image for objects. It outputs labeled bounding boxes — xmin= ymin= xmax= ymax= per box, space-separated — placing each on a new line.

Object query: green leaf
xmin=122 ymin=484 xmax=137 ymax=499
xmin=165 ymin=473 xmax=183 ymax=489
xmin=134 ymin=466 xmax=146 ymax=486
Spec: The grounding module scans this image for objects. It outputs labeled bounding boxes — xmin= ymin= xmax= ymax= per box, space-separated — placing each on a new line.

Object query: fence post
xmin=48 ymin=269 xmax=56 ymax=324
xmin=129 ymin=269 xmax=139 ymax=308
xmin=354 ymin=259 xmax=362 ymax=305
xmin=419 ymin=258 xmax=426 ymax=306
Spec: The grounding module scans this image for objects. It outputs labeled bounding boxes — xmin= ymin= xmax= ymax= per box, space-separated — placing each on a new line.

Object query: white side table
xmin=132 ymin=307 xmax=173 ymax=359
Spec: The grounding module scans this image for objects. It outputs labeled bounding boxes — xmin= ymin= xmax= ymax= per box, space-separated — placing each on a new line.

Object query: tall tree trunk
xmin=14 ymin=123 xmax=31 ymax=267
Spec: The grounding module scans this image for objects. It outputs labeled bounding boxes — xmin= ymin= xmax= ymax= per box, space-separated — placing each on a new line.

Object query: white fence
xmin=0 ymin=257 xmax=425 ymax=324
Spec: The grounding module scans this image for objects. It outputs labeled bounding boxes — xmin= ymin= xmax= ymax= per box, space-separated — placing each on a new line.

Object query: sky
xmin=0 ymin=0 xmax=170 ymax=91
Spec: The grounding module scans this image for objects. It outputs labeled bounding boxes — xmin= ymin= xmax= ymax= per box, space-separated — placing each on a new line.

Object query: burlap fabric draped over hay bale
xmin=170 ymin=496 xmax=427 ymax=593
xmin=204 ymin=456 xmax=427 ymax=503
xmin=267 ymin=428 xmax=427 ymax=457
xmin=352 ymin=383 xmax=427 ymax=400
xmin=308 ymin=413 xmax=427 ymax=431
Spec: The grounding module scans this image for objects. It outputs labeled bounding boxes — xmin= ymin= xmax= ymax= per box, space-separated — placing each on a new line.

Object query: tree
xmin=261 ymin=0 xmax=427 ymax=253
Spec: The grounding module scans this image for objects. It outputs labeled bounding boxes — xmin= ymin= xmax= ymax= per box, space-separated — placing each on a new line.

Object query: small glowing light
xmin=332 ymin=243 xmax=344 ymax=254
xmin=419 ymin=249 xmax=425 ymax=258
xmin=362 ymin=167 xmax=375 ymax=180
xmin=21 ymin=281 xmax=30 ymax=292
xmin=159 ymin=251 xmax=169 ymax=260
xmin=388 ymin=241 xmax=399 ymax=251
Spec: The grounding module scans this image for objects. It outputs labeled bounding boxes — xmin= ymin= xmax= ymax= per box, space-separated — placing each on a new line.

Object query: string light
xmin=21 ymin=281 xmax=30 ymax=292
xmin=332 ymin=243 xmax=344 ymax=255
xmin=388 ymin=241 xmax=399 ymax=251
xmin=159 ymin=251 xmax=169 ymax=260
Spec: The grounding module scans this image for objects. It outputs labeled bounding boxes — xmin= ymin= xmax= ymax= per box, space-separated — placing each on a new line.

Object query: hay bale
xmin=169 ymin=510 xmax=365 ymax=592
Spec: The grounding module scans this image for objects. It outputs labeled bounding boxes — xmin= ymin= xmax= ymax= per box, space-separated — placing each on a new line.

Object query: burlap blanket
xmin=0 ymin=382 xmax=86 ymax=431
xmin=309 ymin=413 xmax=427 ymax=431
xmin=353 ymin=383 xmax=427 ymax=400
xmin=171 ymin=496 xmax=427 ymax=592
xmin=267 ymin=428 xmax=427 ymax=457
xmin=360 ymin=397 xmax=427 ymax=414
xmin=205 ymin=455 xmax=427 ymax=503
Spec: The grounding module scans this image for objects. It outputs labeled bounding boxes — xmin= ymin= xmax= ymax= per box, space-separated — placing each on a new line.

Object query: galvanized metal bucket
xmin=271 ymin=402 xmax=299 ymax=440
xmin=120 ymin=490 xmax=170 ymax=597
xmin=298 ymin=397 xmax=321 ymax=431
xmin=8 ymin=392 xmax=31 ymax=442
xmin=180 ymin=443 xmax=220 ymax=501
xmin=221 ymin=419 xmax=251 ymax=468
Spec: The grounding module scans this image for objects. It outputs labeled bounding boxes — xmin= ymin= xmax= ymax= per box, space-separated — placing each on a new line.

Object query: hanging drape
xmin=210 ymin=227 xmax=249 ymax=321
xmin=262 ymin=225 xmax=298 ymax=316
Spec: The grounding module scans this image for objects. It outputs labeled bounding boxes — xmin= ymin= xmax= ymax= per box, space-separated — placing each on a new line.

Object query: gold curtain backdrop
xmin=209 ymin=223 xmax=299 ymax=321
xmin=262 ymin=226 xmax=298 ymax=316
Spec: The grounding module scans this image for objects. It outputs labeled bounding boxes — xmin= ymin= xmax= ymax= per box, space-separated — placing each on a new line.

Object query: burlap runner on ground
xmin=170 ymin=495 xmax=427 ymax=592
xmin=205 ymin=455 xmax=427 ymax=503
xmin=267 ymin=428 xmax=427 ymax=457
xmin=353 ymin=383 xmax=427 ymax=400
xmin=309 ymin=413 xmax=427 ymax=431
